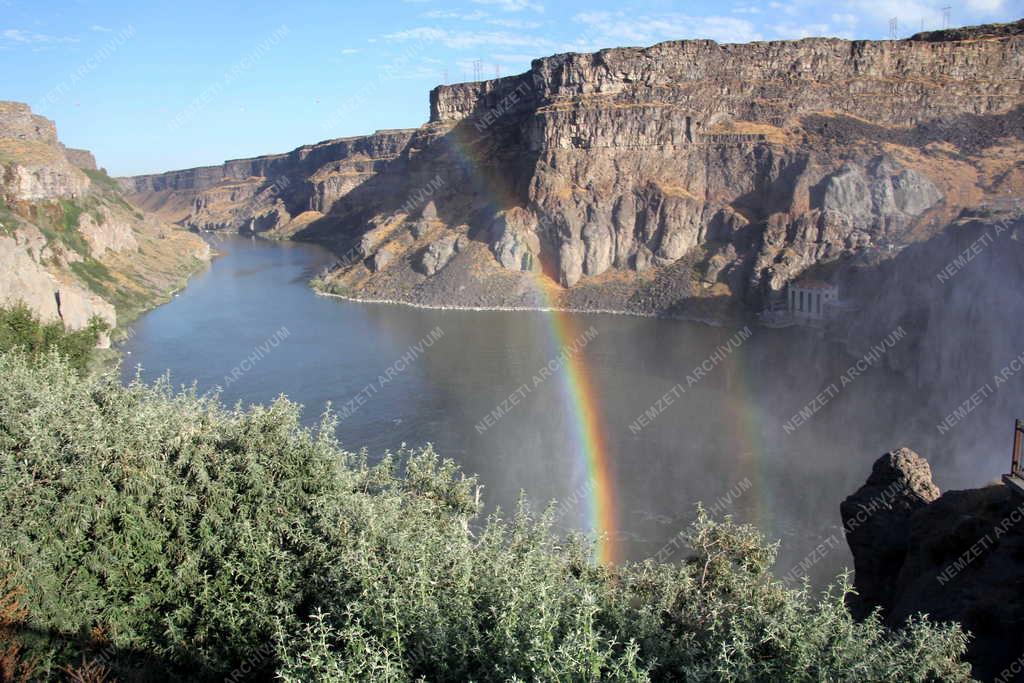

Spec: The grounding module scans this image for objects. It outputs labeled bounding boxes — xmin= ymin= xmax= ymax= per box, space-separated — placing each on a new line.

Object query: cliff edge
xmin=0 ymin=101 xmax=210 ymax=336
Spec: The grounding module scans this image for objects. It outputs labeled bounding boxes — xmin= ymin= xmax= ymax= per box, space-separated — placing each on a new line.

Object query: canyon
xmin=121 ymin=20 xmax=1024 ymax=320
xmin=2 ymin=15 xmax=1024 ymax=682
xmin=0 ymin=101 xmax=209 ymax=338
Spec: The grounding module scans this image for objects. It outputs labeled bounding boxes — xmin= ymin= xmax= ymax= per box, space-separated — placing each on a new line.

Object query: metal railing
xmin=1013 ymin=419 xmax=1024 ymax=478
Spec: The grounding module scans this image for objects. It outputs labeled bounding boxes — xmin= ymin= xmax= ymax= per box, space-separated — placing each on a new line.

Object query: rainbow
xmin=530 ymin=277 xmax=619 ymax=565
xmin=444 ymin=125 xmax=621 ymax=564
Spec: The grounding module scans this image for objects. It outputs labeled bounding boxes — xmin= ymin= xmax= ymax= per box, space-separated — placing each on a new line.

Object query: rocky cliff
xmin=122 ymin=20 xmax=1024 ymax=317
xmin=0 ymin=101 xmax=210 ymax=337
xmin=844 ymin=448 xmax=1024 ymax=682
xmin=122 ymin=129 xmax=416 ymax=232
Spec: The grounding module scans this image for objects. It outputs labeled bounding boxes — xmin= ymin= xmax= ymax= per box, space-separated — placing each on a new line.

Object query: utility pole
xmin=889 ymin=17 xmax=899 ymax=40
xmin=942 ymin=6 xmax=952 ymax=29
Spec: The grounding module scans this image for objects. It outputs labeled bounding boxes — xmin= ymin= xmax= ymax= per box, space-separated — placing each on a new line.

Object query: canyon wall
xmin=122 ymin=129 xmax=416 ymax=230
xmin=122 ymin=20 xmax=1024 ymax=317
xmin=0 ymin=101 xmax=210 ymax=335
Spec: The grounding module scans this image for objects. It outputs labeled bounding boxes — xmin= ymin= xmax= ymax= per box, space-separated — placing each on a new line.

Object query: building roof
xmin=793 ymin=279 xmax=836 ymax=290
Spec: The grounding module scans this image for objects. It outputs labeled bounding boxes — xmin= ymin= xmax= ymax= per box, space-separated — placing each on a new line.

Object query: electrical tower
xmin=889 ymin=17 xmax=899 ymax=40
xmin=495 ymin=64 xmax=501 ymax=78
xmin=443 ymin=68 xmax=448 ymax=83
xmin=942 ymin=6 xmax=952 ymax=29
xmin=472 ymin=60 xmax=482 ymax=81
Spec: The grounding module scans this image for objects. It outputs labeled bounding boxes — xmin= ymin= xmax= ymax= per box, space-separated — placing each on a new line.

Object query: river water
xmin=119 ymin=235 xmax=1007 ymax=587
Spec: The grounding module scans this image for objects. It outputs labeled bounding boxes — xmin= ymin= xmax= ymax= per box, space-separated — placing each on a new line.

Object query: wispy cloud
xmin=90 ymin=25 xmax=113 ymax=33
xmin=965 ymin=0 xmax=1006 ymax=10
xmin=471 ymin=0 xmax=544 ymax=13
xmin=573 ymin=11 xmax=763 ymax=45
xmin=769 ymin=22 xmax=840 ymax=39
xmin=423 ymin=9 xmax=489 ymax=21
xmin=385 ymin=26 xmax=555 ymax=51
xmin=1 ymin=28 xmax=79 ymax=46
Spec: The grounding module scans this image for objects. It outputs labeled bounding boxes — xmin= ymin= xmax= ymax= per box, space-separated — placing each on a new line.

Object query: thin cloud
xmin=385 ymin=26 xmax=555 ymax=51
xmin=965 ymin=0 xmax=1005 ymax=10
xmin=1 ymin=28 xmax=79 ymax=45
xmin=423 ymin=9 xmax=489 ymax=20
xmin=423 ymin=8 xmax=542 ymax=29
xmin=471 ymin=0 xmax=544 ymax=13
xmin=770 ymin=22 xmax=842 ymax=39
xmin=573 ymin=11 xmax=763 ymax=46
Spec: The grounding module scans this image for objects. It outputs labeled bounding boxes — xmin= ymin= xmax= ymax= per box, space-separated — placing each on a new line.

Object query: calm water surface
xmin=120 ymin=236 xmax=1001 ymax=586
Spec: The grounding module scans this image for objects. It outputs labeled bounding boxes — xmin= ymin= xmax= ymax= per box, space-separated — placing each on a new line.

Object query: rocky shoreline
xmin=312 ymin=285 xmax=730 ymax=327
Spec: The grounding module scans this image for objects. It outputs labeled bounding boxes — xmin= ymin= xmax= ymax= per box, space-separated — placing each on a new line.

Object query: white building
xmin=788 ymin=280 xmax=838 ymax=321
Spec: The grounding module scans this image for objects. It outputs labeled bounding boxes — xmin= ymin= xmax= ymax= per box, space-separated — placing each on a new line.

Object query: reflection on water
xmin=120 ymin=235 xmax=1017 ymax=587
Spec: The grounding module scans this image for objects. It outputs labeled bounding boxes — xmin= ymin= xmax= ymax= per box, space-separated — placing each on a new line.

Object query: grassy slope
xmin=3 ymin=165 xmax=209 ymax=333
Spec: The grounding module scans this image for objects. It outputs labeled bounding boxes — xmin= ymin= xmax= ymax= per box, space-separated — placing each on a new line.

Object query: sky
xmin=2 ymin=0 xmax=1021 ymax=176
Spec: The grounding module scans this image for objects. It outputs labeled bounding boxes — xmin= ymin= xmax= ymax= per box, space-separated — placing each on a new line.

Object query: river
xmin=119 ymin=234 xmax=1005 ymax=587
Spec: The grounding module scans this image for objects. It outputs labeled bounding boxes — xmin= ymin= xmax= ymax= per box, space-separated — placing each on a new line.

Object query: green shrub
xmin=82 ymin=168 xmax=122 ymax=194
xmin=0 ymin=352 xmax=973 ymax=681
xmin=0 ymin=304 xmax=106 ymax=373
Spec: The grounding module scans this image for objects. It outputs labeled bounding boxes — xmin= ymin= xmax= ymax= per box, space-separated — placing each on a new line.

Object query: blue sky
xmin=2 ymin=0 xmax=1020 ymax=176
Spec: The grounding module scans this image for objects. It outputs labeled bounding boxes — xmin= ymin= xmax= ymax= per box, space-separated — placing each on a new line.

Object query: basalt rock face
xmin=121 ymin=130 xmax=416 ymax=233
xmin=844 ymin=449 xmax=1024 ymax=682
xmin=0 ymin=101 xmax=59 ymax=144
xmin=61 ymin=147 xmax=97 ymax=171
xmin=0 ymin=101 xmax=209 ymax=335
xmin=123 ymin=22 xmax=1024 ymax=315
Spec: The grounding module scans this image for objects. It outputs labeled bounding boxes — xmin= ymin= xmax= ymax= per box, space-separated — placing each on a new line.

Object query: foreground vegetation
xmin=0 ymin=347 xmax=973 ymax=681
xmin=0 ymin=304 xmax=107 ymax=374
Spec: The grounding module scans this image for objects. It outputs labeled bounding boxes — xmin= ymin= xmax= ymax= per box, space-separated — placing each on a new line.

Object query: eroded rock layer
xmin=0 ymin=101 xmax=210 ymax=337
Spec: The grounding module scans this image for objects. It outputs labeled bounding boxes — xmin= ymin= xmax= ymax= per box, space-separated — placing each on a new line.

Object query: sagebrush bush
xmin=0 ymin=351 xmax=973 ymax=681
xmin=0 ymin=303 xmax=106 ymax=372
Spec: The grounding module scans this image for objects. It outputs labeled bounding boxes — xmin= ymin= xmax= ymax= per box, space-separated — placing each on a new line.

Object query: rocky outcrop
xmin=416 ymin=234 xmax=458 ymax=276
xmin=0 ymin=101 xmax=210 ymax=333
xmin=61 ymin=146 xmax=98 ymax=170
xmin=844 ymin=449 xmax=1024 ymax=682
xmin=77 ymin=206 xmax=139 ymax=257
xmin=840 ymin=448 xmax=941 ymax=618
xmin=0 ymin=226 xmax=115 ymax=331
xmin=491 ymin=208 xmax=541 ymax=273
xmin=0 ymin=101 xmax=58 ymax=144
xmin=122 ymin=21 xmax=1024 ymax=317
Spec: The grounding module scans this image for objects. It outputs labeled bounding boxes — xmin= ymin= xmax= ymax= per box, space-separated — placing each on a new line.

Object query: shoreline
xmin=313 ymin=287 xmax=731 ymax=327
